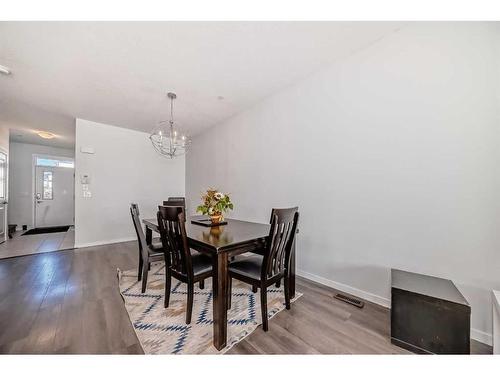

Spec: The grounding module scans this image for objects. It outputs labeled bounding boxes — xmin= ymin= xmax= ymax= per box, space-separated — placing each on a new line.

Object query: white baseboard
xmin=75 ymin=237 xmax=136 ymax=249
xmin=471 ymin=328 xmax=493 ymax=346
xmin=297 ymin=269 xmax=391 ymax=308
xmin=297 ymin=269 xmax=492 ymax=346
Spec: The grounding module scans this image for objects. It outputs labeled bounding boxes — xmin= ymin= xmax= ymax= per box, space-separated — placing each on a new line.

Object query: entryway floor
xmin=0 ymin=227 xmax=74 ymax=260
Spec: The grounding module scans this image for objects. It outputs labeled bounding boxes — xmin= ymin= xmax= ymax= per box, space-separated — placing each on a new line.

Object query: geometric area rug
xmin=117 ymin=262 xmax=302 ymax=355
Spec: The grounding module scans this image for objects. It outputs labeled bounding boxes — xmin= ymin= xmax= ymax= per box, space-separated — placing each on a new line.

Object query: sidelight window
xmin=43 ymin=171 xmax=53 ymax=200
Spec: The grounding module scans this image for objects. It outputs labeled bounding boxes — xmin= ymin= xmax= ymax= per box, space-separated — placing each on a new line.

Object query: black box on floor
xmin=391 ymin=269 xmax=470 ymax=354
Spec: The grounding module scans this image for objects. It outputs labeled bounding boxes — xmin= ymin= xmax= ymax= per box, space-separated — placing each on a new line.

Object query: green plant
xmin=196 ymin=189 xmax=234 ymax=216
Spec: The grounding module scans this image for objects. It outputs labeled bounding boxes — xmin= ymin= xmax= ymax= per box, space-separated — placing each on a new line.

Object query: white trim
xmin=75 ymin=236 xmax=136 ymax=249
xmin=471 ymin=328 xmax=493 ymax=346
xmin=0 ymin=147 xmax=7 ymax=244
xmin=297 ymin=268 xmax=493 ymax=346
xmin=297 ymin=269 xmax=391 ymax=308
xmin=493 ymin=290 xmax=499 ymax=354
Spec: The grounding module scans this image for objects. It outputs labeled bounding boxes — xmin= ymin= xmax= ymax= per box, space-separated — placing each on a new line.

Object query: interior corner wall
xmin=186 ymin=23 xmax=500 ymax=344
xmin=74 ymin=118 xmax=185 ymax=248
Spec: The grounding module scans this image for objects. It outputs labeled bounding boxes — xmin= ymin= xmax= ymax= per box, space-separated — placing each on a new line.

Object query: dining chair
xmin=157 ymin=205 xmax=214 ymax=324
xmin=130 ymin=203 xmax=164 ymax=293
xmin=226 ymin=207 xmax=299 ymax=331
xmin=163 ymin=197 xmax=186 ymax=212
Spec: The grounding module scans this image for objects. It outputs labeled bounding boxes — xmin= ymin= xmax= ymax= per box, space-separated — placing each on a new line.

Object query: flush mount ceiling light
xmin=36 ymin=131 xmax=56 ymax=139
xmin=0 ymin=65 xmax=11 ymax=75
xmin=149 ymin=92 xmax=191 ymax=158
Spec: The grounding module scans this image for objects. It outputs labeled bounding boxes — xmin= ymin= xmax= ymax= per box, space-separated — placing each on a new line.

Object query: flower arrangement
xmin=196 ymin=188 xmax=234 ymax=223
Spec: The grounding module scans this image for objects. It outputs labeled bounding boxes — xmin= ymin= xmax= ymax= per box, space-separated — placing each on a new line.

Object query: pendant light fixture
xmin=149 ymin=92 xmax=190 ymax=158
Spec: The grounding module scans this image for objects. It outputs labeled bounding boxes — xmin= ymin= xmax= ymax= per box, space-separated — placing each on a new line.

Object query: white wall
xmin=0 ymin=124 xmax=9 ymax=152
xmin=8 ymin=142 xmax=75 ymax=229
xmin=75 ymin=118 xmax=185 ymax=247
xmin=186 ymin=23 xmax=500 ymax=344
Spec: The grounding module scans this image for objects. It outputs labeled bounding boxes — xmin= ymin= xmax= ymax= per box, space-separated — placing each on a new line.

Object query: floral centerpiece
xmin=196 ymin=188 xmax=234 ymax=224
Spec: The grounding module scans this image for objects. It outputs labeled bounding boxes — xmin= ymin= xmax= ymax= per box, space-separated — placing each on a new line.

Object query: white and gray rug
xmin=118 ymin=262 xmax=302 ymax=354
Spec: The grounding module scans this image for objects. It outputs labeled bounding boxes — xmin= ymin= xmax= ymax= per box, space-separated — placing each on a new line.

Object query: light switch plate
xmin=81 ymin=147 xmax=95 ymax=154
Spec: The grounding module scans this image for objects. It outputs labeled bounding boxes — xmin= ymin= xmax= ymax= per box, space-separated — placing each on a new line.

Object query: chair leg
xmin=164 ymin=267 xmax=172 ymax=308
xmin=252 ymin=285 xmax=258 ymax=293
xmin=199 ymin=280 xmax=204 ymax=290
xmin=260 ymin=285 xmax=268 ymax=332
xmin=141 ymin=261 xmax=149 ymax=293
xmin=227 ymin=277 xmax=232 ymax=310
xmin=275 ymin=280 xmax=281 ymax=288
xmin=284 ymin=275 xmax=291 ymax=310
xmin=138 ymin=254 xmax=143 ymax=282
xmin=186 ymin=283 xmax=194 ymax=324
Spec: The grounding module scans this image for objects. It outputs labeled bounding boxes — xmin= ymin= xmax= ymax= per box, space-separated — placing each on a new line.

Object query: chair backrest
xmin=262 ymin=207 xmax=299 ymax=281
xmin=130 ymin=203 xmax=148 ymax=261
xmin=163 ymin=197 xmax=186 ymax=220
xmin=163 ymin=197 xmax=186 ymax=210
xmin=157 ymin=205 xmax=193 ymax=278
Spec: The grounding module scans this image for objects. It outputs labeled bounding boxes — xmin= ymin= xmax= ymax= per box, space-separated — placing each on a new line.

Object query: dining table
xmin=142 ymin=216 xmax=297 ymax=351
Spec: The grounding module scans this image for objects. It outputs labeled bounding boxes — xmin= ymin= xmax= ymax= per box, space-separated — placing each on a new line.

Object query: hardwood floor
xmin=0 ymin=241 xmax=492 ymax=354
xmin=0 ymin=242 xmax=140 ymax=354
xmin=0 ymin=228 xmax=75 ymax=260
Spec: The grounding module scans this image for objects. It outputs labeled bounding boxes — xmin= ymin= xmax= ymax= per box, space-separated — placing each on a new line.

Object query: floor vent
xmin=334 ymin=293 xmax=365 ymax=308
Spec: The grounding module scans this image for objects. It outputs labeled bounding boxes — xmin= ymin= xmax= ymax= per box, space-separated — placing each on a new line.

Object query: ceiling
xmin=4 ymin=100 xmax=75 ymax=148
xmin=0 ymin=22 xmax=403 ymax=148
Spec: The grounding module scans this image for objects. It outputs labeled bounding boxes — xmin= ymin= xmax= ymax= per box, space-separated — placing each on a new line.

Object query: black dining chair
xmin=130 ymin=203 xmax=165 ymax=293
xmin=163 ymin=197 xmax=186 ymax=212
xmin=226 ymin=207 xmax=299 ymax=331
xmin=157 ymin=205 xmax=213 ymax=324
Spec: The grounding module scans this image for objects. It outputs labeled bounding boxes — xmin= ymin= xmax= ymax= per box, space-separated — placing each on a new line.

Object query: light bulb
xmin=36 ymin=131 xmax=56 ymax=139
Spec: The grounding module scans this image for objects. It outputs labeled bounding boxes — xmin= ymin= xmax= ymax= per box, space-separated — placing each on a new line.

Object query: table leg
xmin=212 ymin=252 xmax=228 ymax=350
xmin=145 ymin=226 xmax=152 ymax=246
xmin=289 ymin=239 xmax=296 ymax=299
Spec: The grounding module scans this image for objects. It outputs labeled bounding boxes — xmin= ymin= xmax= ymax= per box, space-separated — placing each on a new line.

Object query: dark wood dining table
xmin=142 ymin=216 xmax=296 ymax=350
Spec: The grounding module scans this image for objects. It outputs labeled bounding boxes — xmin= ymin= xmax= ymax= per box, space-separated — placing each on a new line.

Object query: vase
xmin=210 ymin=214 xmax=223 ymax=224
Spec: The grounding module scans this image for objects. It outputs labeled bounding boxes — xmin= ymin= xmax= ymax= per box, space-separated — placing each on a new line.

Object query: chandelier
xmin=150 ymin=92 xmax=191 ymax=158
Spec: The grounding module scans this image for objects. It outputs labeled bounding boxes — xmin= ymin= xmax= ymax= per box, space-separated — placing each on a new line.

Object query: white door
xmin=35 ymin=165 xmax=74 ymax=227
xmin=0 ymin=151 xmax=7 ymax=243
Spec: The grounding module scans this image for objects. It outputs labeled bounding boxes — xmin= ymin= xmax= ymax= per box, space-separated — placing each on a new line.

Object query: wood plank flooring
xmin=0 ymin=241 xmax=492 ymax=354
xmin=0 ymin=228 xmax=75 ymax=260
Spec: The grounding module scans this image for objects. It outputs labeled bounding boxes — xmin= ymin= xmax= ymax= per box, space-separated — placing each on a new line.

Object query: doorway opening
xmin=1 ymin=134 xmax=75 ymax=259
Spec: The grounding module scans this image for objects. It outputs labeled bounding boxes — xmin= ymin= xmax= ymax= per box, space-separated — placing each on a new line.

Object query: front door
xmin=35 ymin=165 xmax=74 ymax=228
xmin=0 ymin=151 xmax=7 ymax=243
